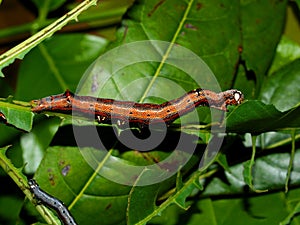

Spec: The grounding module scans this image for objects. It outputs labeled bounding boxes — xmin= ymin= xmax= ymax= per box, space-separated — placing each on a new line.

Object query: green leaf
xmin=126 ymin=170 xmax=203 ymax=225
xmin=0 ymin=99 xmax=33 ymax=132
xmin=116 ymin=0 xmax=242 ymax=90
xmin=280 ymin=201 xmax=300 ymax=225
xmin=0 ymin=196 xmax=24 ymax=224
xmin=226 ymin=58 xmax=300 ymax=135
xmin=241 ymin=0 xmax=287 ymax=77
xmin=179 ymin=188 xmax=300 ymax=225
xmin=116 ymin=0 xmax=286 ymax=93
xmin=268 ymin=36 xmax=300 ymax=74
xmin=15 ymin=34 xmax=108 ymax=101
xmin=0 ymin=125 xmax=22 ymax=147
xmin=147 ymin=204 xmax=185 ymax=225
xmin=213 ymin=192 xmax=289 ymax=225
xmin=152 ymin=198 xmax=217 ymax=225
xmin=36 ymin=142 xmax=200 ymax=225
xmin=226 ymin=101 xmax=300 ymax=133
xmin=173 ymin=180 xmax=199 ymax=210
xmin=32 ymin=146 xmax=132 ymax=225
xmin=0 ymin=48 xmax=31 ymax=78
xmin=204 ymin=148 xmax=300 ymax=195
xmin=260 ymin=58 xmax=300 ymax=111
xmin=127 ymin=178 xmax=160 ymax=225
xmin=172 ymin=188 xmax=300 ymax=225
xmin=21 ymin=117 xmax=61 ymax=173
xmin=216 ymin=153 xmax=231 ymax=172
xmin=280 ymin=188 xmax=300 ymax=225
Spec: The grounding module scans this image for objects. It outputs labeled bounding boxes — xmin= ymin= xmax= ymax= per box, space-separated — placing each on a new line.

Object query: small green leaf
xmin=173 ymin=185 xmax=196 ymax=210
xmin=0 ymin=100 xmax=33 ymax=132
xmin=173 ymin=172 xmax=202 ymax=210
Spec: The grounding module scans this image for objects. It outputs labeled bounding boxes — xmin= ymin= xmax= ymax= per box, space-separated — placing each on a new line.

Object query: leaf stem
xmin=285 ymin=129 xmax=296 ymax=193
xmin=243 ymin=134 xmax=268 ymax=193
xmin=265 ymin=132 xmax=300 ymax=149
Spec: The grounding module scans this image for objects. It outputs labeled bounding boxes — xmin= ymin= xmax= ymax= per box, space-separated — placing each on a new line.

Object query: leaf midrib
xmin=139 ymin=0 xmax=195 ymax=103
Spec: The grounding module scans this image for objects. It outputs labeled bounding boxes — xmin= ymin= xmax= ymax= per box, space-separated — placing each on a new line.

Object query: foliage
xmin=0 ymin=0 xmax=300 ymax=225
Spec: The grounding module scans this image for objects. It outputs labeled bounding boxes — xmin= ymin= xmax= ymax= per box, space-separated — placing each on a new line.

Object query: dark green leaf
xmin=213 ymin=192 xmax=289 ymax=225
xmin=226 ymin=101 xmax=300 ymax=133
xmin=260 ymin=58 xmax=300 ymax=111
xmin=0 ymin=125 xmax=20 ymax=147
xmin=0 ymin=196 xmax=24 ymax=224
xmin=241 ymin=0 xmax=287 ymax=77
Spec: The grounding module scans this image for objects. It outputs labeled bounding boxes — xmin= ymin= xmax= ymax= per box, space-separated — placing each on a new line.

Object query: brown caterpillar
xmin=31 ymin=89 xmax=244 ymax=126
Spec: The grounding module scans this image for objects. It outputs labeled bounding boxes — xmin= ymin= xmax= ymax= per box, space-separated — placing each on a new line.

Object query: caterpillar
xmin=28 ymin=179 xmax=77 ymax=225
xmin=31 ymin=88 xmax=244 ymax=126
